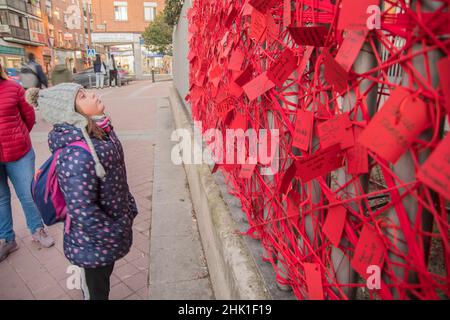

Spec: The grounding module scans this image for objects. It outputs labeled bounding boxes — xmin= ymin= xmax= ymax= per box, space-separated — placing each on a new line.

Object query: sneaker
xmin=0 ymin=239 xmax=19 ymax=263
xmin=32 ymin=228 xmax=55 ymax=248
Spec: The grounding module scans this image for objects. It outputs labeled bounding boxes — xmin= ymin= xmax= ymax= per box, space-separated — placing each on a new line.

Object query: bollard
xmin=151 ymin=68 xmax=155 ymax=83
xmin=88 ymin=74 xmax=92 ymax=89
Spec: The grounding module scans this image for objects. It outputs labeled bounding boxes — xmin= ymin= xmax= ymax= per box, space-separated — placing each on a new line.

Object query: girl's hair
xmin=95 ymin=54 xmax=101 ymax=64
xmin=0 ymin=63 xmax=8 ymax=80
xmin=75 ymin=105 xmax=106 ymax=140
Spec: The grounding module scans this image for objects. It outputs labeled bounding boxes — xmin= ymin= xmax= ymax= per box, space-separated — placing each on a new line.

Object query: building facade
xmin=91 ymin=0 xmax=166 ymax=79
xmin=0 ymin=0 xmax=93 ymax=77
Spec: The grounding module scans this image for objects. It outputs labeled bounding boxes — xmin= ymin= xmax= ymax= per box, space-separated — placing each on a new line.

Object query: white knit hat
xmin=26 ymin=84 xmax=106 ymax=178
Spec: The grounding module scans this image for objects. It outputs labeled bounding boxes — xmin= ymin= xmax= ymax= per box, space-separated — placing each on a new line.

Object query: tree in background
xmin=142 ymin=13 xmax=173 ymax=56
xmin=163 ymin=0 xmax=184 ymax=26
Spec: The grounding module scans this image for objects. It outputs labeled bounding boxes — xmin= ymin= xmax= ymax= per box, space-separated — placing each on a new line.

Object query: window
xmin=144 ymin=2 xmax=157 ymax=22
xmin=114 ymin=1 xmax=128 ymax=21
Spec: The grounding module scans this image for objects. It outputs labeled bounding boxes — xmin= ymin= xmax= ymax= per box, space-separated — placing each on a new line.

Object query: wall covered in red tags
xmin=186 ymin=0 xmax=450 ymax=300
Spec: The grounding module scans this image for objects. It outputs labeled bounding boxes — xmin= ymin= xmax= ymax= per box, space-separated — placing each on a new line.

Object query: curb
xmin=168 ymin=86 xmax=271 ymax=300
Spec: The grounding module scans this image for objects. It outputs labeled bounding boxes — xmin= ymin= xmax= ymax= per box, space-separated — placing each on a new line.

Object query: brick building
xmin=90 ymin=0 xmax=166 ymax=79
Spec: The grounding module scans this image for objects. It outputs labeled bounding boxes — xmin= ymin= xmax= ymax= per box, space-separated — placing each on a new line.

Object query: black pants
xmin=82 ymin=263 xmax=115 ymax=300
xmin=109 ymin=70 xmax=118 ymax=86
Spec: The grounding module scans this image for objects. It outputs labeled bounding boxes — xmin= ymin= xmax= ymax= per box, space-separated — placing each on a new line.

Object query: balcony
xmin=9 ymin=25 xmax=30 ymax=41
xmin=0 ymin=1 xmax=41 ymax=18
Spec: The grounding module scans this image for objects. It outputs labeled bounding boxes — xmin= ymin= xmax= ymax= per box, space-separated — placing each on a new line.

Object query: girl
xmin=26 ymin=83 xmax=138 ymax=300
xmin=0 ymin=62 xmax=54 ymax=263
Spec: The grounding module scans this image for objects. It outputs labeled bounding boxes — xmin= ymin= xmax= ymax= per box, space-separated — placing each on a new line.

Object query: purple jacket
xmin=49 ymin=123 xmax=138 ymax=268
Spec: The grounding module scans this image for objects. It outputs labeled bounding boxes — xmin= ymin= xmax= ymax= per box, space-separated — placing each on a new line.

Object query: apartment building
xmin=91 ymin=0 xmax=166 ymax=79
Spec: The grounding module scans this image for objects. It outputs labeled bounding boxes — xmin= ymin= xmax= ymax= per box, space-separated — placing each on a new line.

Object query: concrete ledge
xmin=168 ymin=86 xmax=270 ymax=300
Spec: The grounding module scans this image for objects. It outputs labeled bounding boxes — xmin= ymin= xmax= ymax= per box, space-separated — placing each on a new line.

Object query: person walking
xmin=0 ymin=63 xmax=55 ymax=263
xmin=108 ymin=54 xmax=119 ymax=87
xmin=19 ymin=53 xmax=48 ymax=90
xmin=93 ymin=54 xmax=107 ymax=89
xmin=25 ymin=83 xmax=138 ymax=300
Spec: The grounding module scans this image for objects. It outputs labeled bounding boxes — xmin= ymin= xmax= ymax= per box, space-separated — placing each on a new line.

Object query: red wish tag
xmin=346 ymin=126 xmax=369 ymax=175
xmin=317 ymin=113 xmax=354 ymax=150
xmin=417 ymin=133 xmax=450 ymax=200
xmin=287 ymin=189 xmax=300 ymax=228
xmin=267 ymin=48 xmax=298 ymax=87
xmin=283 ymin=0 xmax=291 ymax=27
xmin=338 ymin=0 xmax=379 ymax=30
xmin=249 ymin=0 xmax=278 ymax=13
xmin=298 ymin=46 xmax=314 ymax=76
xmin=293 ymin=109 xmax=314 ymax=152
xmin=289 ymin=26 xmax=328 ymax=47
xmin=303 ymin=263 xmax=324 ymax=300
xmin=335 ymin=29 xmax=368 ymax=72
xmin=323 ymin=51 xmax=349 ymax=94
xmin=358 ymin=87 xmax=429 ymax=164
xmin=437 ymin=57 xmax=450 ymax=117
xmin=351 ymin=224 xmax=385 ymax=278
xmin=235 ymin=65 xmax=254 ymax=87
xmin=323 ymin=205 xmax=347 ymax=247
xmin=242 ymin=71 xmax=275 ymax=101
xmin=250 ymin=9 xmax=267 ymax=42
xmin=295 ymin=144 xmax=344 ymax=183
xmin=239 ymin=163 xmax=257 ymax=179
xmin=228 ymin=49 xmax=245 ymax=71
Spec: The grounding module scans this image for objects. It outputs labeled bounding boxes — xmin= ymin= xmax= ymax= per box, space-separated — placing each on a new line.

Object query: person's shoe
xmin=0 ymin=239 xmax=19 ymax=263
xmin=32 ymin=228 xmax=55 ymax=248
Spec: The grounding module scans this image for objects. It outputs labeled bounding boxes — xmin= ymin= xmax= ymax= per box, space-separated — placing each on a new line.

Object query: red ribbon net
xmin=186 ymin=0 xmax=450 ymax=300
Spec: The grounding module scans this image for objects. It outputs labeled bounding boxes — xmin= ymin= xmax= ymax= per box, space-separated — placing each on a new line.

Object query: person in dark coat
xmin=25 ymin=83 xmax=138 ymax=300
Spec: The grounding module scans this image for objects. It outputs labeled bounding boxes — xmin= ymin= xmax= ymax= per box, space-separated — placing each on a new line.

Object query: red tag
xmin=298 ymin=46 xmax=314 ymax=76
xmin=323 ymin=51 xmax=349 ymax=94
xmin=287 ymin=189 xmax=300 ymax=228
xmin=346 ymin=126 xmax=369 ymax=175
xmin=358 ymin=87 xmax=429 ymax=164
xmin=266 ymin=13 xmax=277 ymax=41
xmin=229 ymin=49 xmax=245 ymax=71
xmin=303 ymin=263 xmax=324 ymax=300
xmin=239 ymin=164 xmax=256 ymax=179
xmin=242 ymin=71 xmax=275 ymax=101
xmin=235 ymin=65 xmax=254 ymax=87
xmin=437 ymin=57 xmax=450 ymax=117
xmin=229 ymin=81 xmax=244 ymax=97
xmin=335 ymin=29 xmax=368 ymax=72
xmin=225 ymin=6 xmax=238 ymax=28
xmin=289 ymin=26 xmax=328 ymax=47
xmin=351 ymin=225 xmax=385 ymax=278
xmin=417 ymin=133 xmax=450 ymax=200
xmin=283 ymin=0 xmax=291 ymax=27
xmin=338 ymin=0 xmax=379 ymax=30
xmin=250 ymin=9 xmax=267 ymax=42
xmin=317 ymin=113 xmax=354 ymax=150
xmin=293 ymin=109 xmax=314 ymax=151
xmin=323 ymin=205 xmax=347 ymax=247
xmin=249 ymin=0 xmax=278 ymax=13
xmin=295 ymin=144 xmax=344 ymax=182
xmin=267 ymin=48 xmax=298 ymax=87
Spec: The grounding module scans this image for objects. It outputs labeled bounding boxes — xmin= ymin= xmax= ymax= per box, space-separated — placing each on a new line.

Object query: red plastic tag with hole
xmin=346 ymin=126 xmax=369 ymax=175
xmin=335 ymin=29 xmax=368 ymax=72
xmin=293 ymin=109 xmax=314 ymax=151
xmin=304 ymin=263 xmax=324 ymax=300
xmin=249 ymin=0 xmax=278 ymax=14
xmin=239 ymin=164 xmax=257 ymax=179
xmin=289 ymin=26 xmax=328 ymax=47
xmin=323 ymin=51 xmax=349 ymax=94
xmin=317 ymin=113 xmax=354 ymax=150
xmin=243 ymin=71 xmax=275 ymax=101
xmin=229 ymin=49 xmax=245 ymax=71
xmin=358 ymin=87 xmax=429 ymax=164
xmin=250 ymin=9 xmax=267 ymax=42
xmin=417 ymin=133 xmax=450 ymax=200
xmin=351 ymin=224 xmax=385 ymax=278
xmin=323 ymin=205 xmax=347 ymax=247
xmin=267 ymin=48 xmax=298 ymax=87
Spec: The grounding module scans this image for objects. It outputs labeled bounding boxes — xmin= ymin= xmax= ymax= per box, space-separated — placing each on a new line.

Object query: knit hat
xmin=26 ymin=84 xmax=106 ymax=178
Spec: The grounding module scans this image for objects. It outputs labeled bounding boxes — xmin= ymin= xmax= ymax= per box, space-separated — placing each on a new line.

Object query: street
xmin=0 ymin=80 xmax=164 ymax=299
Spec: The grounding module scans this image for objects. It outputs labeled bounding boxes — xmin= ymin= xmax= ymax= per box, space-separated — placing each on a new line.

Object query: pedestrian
xmin=19 ymin=52 xmax=48 ymax=89
xmin=93 ymin=54 xmax=107 ymax=89
xmin=0 ymin=62 xmax=55 ymax=263
xmin=25 ymin=83 xmax=139 ymax=300
xmin=108 ymin=54 xmax=119 ymax=87
xmin=51 ymin=62 xmax=73 ymax=86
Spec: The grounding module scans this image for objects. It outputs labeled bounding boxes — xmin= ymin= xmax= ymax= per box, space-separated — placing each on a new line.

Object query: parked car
xmin=73 ymin=67 xmax=132 ymax=88
xmin=6 ymin=68 xmax=22 ymax=85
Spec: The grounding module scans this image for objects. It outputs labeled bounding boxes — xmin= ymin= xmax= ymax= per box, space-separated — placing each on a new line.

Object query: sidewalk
xmin=0 ymin=80 xmax=206 ymax=300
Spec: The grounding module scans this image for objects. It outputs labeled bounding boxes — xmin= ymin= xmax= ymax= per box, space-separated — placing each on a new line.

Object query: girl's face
xmin=75 ymin=90 xmax=105 ymax=116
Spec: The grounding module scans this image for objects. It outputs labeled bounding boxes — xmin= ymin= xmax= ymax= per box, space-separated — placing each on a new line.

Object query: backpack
xmin=31 ymin=141 xmax=91 ymax=234
xmin=19 ymin=63 xmax=40 ymax=89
